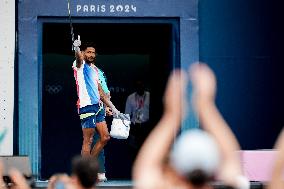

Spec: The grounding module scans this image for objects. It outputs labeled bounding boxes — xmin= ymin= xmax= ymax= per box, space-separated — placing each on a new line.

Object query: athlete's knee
xmin=83 ymin=137 xmax=92 ymax=146
xmin=81 ymin=144 xmax=91 ymax=155
xmin=100 ymin=134 xmax=110 ymax=144
xmin=81 ymin=147 xmax=89 ymax=153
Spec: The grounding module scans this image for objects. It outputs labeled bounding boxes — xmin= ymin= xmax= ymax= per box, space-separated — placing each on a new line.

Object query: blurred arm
xmin=190 ymin=63 xmax=244 ymax=187
xmin=73 ymin=36 xmax=83 ymax=68
xmin=267 ymin=129 xmax=284 ymax=189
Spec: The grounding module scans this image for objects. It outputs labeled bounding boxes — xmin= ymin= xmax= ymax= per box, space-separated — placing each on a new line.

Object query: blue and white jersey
xmin=97 ymin=67 xmax=110 ymax=95
xmin=73 ymin=60 xmax=100 ymax=108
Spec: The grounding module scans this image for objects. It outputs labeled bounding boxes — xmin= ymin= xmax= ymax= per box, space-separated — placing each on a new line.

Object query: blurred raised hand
xmin=189 ymin=63 xmax=216 ymax=110
xmin=189 ymin=62 xmax=248 ymax=189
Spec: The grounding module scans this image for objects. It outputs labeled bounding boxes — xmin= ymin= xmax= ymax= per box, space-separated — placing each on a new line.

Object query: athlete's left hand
xmin=111 ymin=107 xmax=120 ymax=117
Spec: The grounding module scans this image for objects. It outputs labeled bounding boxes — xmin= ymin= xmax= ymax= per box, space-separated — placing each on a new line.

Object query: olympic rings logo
xmin=45 ymin=84 xmax=63 ymax=94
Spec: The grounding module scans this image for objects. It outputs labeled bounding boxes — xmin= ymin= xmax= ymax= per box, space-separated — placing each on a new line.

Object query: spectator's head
xmin=170 ymin=129 xmax=220 ymax=187
xmin=134 ymin=80 xmax=145 ymax=96
xmin=71 ymin=155 xmax=99 ymax=188
xmin=48 ymin=173 xmax=75 ymax=189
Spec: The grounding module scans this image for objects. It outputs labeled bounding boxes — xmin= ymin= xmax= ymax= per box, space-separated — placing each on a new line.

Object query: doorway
xmin=41 ymin=19 xmax=180 ymax=179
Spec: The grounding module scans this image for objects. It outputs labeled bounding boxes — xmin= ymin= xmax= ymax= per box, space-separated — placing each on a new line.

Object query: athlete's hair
xmin=81 ymin=42 xmax=97 ymax=51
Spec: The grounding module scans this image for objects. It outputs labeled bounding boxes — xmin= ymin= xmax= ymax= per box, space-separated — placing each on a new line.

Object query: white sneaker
xmin=97 ymin=173 xmax=107 ymax=182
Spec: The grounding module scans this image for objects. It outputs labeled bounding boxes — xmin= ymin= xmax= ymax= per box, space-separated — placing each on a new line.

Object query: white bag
xmin=110 ymin=114 xmax=131 ymax=139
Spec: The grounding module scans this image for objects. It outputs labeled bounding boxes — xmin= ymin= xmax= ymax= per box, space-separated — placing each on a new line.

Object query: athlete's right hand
xmin=73 ymin=35 xmax=81 ymax=47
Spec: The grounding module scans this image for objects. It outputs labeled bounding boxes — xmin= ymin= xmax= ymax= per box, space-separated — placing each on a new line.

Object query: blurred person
xmin=0 ymin=160 xmax=31 ymax=189
xmin=189 ymin=64 xmax=249 ymax=188
xmin=70 ymin=155 xmax=99 ymax=189
xmin=125 ymin=80 xmax=150 ymax=150
xmin=267 ymin=128 xmax=284 ymax=189
xmin=133 ymin=63 xmax=249 ymax=189
xmin=47 ymin=173 xmax=75 ymax=189
xmin=72 ymin=37 xmax=120 ymax=181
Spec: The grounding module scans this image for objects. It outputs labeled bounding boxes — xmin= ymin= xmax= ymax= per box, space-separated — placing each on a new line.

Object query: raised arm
xmin=133 ymin=70 xmax=187 ymax=189
xmin=73 ymin=35 xmax=84 ymax=68
xmin=190 ymin=63 xmax=248 ymax=188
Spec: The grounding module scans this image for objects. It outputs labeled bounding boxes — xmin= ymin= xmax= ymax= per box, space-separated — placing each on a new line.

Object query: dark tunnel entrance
xmin=41 ymin=19 xmax=180 ymax=179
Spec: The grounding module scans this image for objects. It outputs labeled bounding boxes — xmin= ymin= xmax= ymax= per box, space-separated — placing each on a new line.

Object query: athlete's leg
xmin=81 ymin=128 xmax=95 ymax=155
xmin=91 ymin=121 xmax=110 ymax=157
xmin=80 ymin=104 xmax=99 ymax=156
xmin=93 ymin=132 xmax=106 ymax=173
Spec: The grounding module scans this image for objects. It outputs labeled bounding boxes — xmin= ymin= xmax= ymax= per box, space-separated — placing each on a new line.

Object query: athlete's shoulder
xmin=72 ymin=60 xmax=76 ymax=68
xmin=128 ymin=92 xmax=136 ymax=98
xmin=97 ymin=67 xmax=105 ymax=74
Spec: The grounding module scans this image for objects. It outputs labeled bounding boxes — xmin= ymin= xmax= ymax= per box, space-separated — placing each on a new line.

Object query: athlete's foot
xmin=98 ymin=173 xmax=107 ymax=182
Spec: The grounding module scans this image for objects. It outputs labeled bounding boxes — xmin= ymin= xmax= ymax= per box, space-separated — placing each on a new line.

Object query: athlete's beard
xmin=85 ymin=57 xmax=95 ymax=64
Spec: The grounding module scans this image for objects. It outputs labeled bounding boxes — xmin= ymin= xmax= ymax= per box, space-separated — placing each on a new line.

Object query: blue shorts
xmin=79 ymin=104 xmax=105 ymax=129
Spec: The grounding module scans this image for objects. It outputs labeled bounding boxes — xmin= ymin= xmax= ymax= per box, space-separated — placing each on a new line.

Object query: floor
xmin=34 ymin=180 xmax=265 ymax=189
